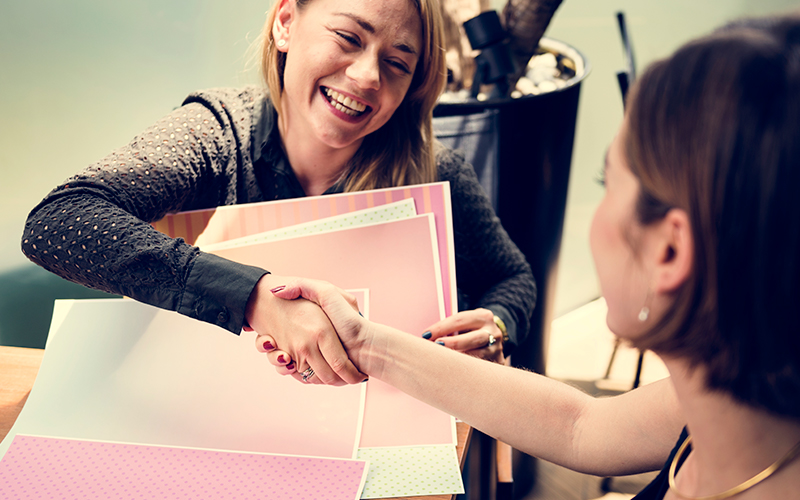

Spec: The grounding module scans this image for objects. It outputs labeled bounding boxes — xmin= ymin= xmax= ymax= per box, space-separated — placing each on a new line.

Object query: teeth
xmin=324 ymin=88 xmax=367 ymax=114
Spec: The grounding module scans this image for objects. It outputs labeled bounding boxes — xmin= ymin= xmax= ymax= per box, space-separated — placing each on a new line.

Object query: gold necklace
xmin=668 ymin=434 xmax=800 ymax=500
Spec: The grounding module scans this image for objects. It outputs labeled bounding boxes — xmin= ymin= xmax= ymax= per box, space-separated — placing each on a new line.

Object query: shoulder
xmin=181 ymin=86 xmax=275 ymax=158
xmin=182 ymin=86 xmax=269 ymax=112
xmin=434 ymin=142 xmax=486 ymax=202
xmin=181 ymin=86 xmax=272 ymax=126
xmin=434 ymin=143 xmax=473 ymax=183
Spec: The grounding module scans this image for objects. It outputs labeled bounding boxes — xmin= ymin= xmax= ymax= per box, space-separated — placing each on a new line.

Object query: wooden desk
xmin=0 ymin=345 xmax=470 ymax=500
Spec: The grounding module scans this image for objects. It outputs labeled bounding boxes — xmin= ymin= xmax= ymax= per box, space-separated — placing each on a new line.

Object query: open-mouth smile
xmin=322 ymin=87 xmax=370 ymax=117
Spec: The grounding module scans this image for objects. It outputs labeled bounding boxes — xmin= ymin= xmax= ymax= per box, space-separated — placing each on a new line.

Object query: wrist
xmin=493 ymin=315 xmax=509 ymax=344
xmin=244 ymin=273 xmax=279 ymax=331
xmin=350 ymin=320 xmax=395 ymax=381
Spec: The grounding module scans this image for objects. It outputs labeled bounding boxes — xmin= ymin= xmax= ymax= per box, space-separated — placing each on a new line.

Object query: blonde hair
xmin=260 ymin=0 xmax=447 ymax=191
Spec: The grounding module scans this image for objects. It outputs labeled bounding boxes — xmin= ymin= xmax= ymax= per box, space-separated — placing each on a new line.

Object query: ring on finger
xmin=487 ymin=334 xmax=496 ymax=347
xmin=301 ymin=367 xmax=315 ymax=383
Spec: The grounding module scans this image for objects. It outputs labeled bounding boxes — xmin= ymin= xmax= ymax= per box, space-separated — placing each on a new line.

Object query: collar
xmin=254 ymin=95 xmax=344 ymax=196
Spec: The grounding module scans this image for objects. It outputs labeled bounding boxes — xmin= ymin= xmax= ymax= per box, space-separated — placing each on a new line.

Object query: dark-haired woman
xmin=270 ymin=13 xmax=800 ymax=499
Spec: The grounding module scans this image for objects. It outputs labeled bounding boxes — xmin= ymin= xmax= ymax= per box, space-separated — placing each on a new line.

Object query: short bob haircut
xmin=625 ymin=13 xmax=800 ymax=418
xmin=259 ymin=0 xmax=447 ymax=192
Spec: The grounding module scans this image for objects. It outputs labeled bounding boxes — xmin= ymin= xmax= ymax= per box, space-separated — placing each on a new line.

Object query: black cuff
xmin=177 ymin=252 xmax=269 ymax=334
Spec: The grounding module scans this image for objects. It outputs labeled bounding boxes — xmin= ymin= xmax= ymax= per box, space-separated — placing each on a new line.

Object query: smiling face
xmin=590 ymin=125 xmax=653 ymax=339
xmin=273 ymin=0 xmax=422 ymax=153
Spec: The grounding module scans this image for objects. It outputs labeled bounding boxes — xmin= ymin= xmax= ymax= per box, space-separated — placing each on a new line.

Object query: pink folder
xmin=212 ymin=215 xmax=455 ymax=447
xmin=153 ymin=182 xmax=457 ymax=317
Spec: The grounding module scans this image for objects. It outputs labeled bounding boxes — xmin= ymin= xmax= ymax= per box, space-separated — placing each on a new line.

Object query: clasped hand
xmin=247 ymin=275 xmax=504 ymax=385
xmin=244 ymin=274 xmax=366 ymax=386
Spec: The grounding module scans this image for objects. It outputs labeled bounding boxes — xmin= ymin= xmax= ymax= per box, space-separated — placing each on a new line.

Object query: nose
xmin=346 ymin=51 xmax=381 ymax=91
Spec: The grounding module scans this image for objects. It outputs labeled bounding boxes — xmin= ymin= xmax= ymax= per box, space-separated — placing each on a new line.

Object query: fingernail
xmin=422 ymin=331 xmax=432 ymax=339
xmin=270 ymin=285 xmax=286 ymax=293
xmin=358 ymin=311 xmax=363 ymax=317
xmin=263 ymin=340 xmax=274 ymax=350
xmin=277 ymin=354 xmax=286 ymax=364
xmin=435 ymin=340 xmax=445 ymax=346
xmin=286 ymin=362 xmax=295 ymax=370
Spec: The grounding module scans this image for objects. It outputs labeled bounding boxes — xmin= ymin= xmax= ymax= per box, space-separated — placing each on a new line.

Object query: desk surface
xmin=0 ymin=345 xmax=469 ymax=500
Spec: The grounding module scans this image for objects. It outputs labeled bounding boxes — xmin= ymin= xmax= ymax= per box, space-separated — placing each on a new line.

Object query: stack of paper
xmin=0 ymin=182 xmax=465 ymax=499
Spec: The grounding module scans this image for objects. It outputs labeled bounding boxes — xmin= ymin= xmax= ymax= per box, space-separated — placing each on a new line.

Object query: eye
xmin=595 ymin=167 xmax=606 ymax=187
xmin=386 ymin=59 xmax=411 ymax=75
xmin=335 ymin=31 xmax=361 ymax=47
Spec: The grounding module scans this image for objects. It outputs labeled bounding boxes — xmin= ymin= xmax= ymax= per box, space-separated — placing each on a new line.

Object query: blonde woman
xmin=22 ymin=0 xmax=535 ymax=385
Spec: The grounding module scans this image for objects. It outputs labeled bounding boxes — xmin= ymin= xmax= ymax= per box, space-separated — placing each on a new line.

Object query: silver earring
xmin=638 ymin=306 xmax=650 ymax=322
xmin=277 ymin=39 xmax=286 ymax=48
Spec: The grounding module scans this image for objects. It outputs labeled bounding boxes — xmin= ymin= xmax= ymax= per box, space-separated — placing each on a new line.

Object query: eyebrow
xmin=334 ymin=12 xmax=419 ymax=56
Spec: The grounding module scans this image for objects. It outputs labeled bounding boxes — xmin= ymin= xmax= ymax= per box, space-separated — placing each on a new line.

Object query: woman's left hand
xmin=423 ymin=308 xmax=504 ymax=363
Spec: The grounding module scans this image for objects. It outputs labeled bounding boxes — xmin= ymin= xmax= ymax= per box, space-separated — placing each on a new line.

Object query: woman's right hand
xmin=245 ymin=274 xmax=367 ymax=386
xmin=269 ymin=277 xmax=378 ymax=378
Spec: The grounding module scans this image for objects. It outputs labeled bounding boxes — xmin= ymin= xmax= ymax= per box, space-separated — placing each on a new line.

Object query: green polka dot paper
xmin=203 ymin=199 xmax=417 ymax=251
xmin=0 ymin=435 xmax=369 ymax=500
xmin=356 ymin=445 xmax=464 ymax=498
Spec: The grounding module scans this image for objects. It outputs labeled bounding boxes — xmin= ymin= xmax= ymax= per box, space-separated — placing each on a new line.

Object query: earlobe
xmin=652 ymin=208 xmax=693 ymax=293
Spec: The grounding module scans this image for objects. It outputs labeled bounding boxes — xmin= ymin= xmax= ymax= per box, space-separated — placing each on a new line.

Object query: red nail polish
xmin=270 ymin=285 xmax=286 ymax=293
xmin=263 ymin=340 xmax=274 ymax=350
xmin=277 ymin=354 xmax=286 ymax=364
xmin=286 ymin=362 xmax=295 ymax=371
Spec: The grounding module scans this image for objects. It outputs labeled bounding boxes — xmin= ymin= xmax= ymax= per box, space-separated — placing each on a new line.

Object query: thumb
xmin=271 ymin=279 xmax=361 ymax=332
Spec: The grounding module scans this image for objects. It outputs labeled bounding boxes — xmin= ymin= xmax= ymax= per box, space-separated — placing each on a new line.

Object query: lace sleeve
xmin=22 ymin=89 xmax=269 ymax=333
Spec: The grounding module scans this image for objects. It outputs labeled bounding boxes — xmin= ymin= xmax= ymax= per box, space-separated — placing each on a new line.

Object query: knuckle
xmin=309 ymin=325 xmax=328 ymax=342
xmin=328 ymin=357 xmax=348 ymax=374
xmin=294 ymin=344 xmax=312 ymax=359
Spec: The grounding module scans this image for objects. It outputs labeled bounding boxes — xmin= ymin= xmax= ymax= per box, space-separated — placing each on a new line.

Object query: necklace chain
xmin=668 ymin=434 xmax=800 ymax=500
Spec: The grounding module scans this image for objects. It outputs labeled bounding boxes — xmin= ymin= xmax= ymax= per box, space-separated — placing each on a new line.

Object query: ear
xmin=651 ymin=208 xmax=693 ymax=293
xmin=272 ymin=0 xmax=294 ymax=52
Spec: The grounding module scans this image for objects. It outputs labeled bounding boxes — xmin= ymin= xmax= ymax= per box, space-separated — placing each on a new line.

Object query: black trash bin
xmin=434 ymin=36 xmax=589 ymax=499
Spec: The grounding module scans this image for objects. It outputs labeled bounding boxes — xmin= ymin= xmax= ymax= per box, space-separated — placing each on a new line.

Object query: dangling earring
xmin=277 ymin=39 xmax=286 ymax=48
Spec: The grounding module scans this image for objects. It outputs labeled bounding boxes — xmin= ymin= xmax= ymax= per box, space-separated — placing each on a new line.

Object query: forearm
xmin=362 ymin=324 xmax=682 ymax=476
xmin=23 ymin=193 xmax=267 ymax=333
xmin=362 ymin=323 xmax=590 ymax=470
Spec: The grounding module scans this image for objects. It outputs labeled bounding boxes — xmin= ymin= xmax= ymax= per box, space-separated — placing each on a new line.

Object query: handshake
xmin=243 ymin=275 xmax=507 ymax=386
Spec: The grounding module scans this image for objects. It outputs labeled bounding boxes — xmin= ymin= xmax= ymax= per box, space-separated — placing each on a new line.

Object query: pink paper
xmin=153 ymin=182 xmax=457 ymax=317
xmin=212 ymin=215 xmax=455 ymax=447
xmin=0 ymin=435 xmax=368 ymax=500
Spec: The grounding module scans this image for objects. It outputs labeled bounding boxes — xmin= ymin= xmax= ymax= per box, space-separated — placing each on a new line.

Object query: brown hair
xmin=624 ymin=14 xmax=800 ymax=417
xmin=260 ymin=0 xmax=447 ymax=191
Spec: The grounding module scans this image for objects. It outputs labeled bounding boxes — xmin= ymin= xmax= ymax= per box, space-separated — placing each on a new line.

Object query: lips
xmin=322 ymin=87 xmax=370 ymax=117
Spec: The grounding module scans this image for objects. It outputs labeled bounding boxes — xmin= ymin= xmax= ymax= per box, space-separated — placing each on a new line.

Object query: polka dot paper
xmin=356 ymin=445 xmax=464 ymax=499
xmin=202 ymin=199 xmax=418 ymax=251
xmin=0 ymin=435 xmax=368 ymax=500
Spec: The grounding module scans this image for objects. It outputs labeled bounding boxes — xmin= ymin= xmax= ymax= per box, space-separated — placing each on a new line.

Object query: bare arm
xmin=273 ymin=278 xmax=684 ymax=476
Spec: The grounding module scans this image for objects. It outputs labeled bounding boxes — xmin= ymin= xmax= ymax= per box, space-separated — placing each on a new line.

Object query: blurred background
xmin=1 ymin=0 xmax=798 ymax=344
